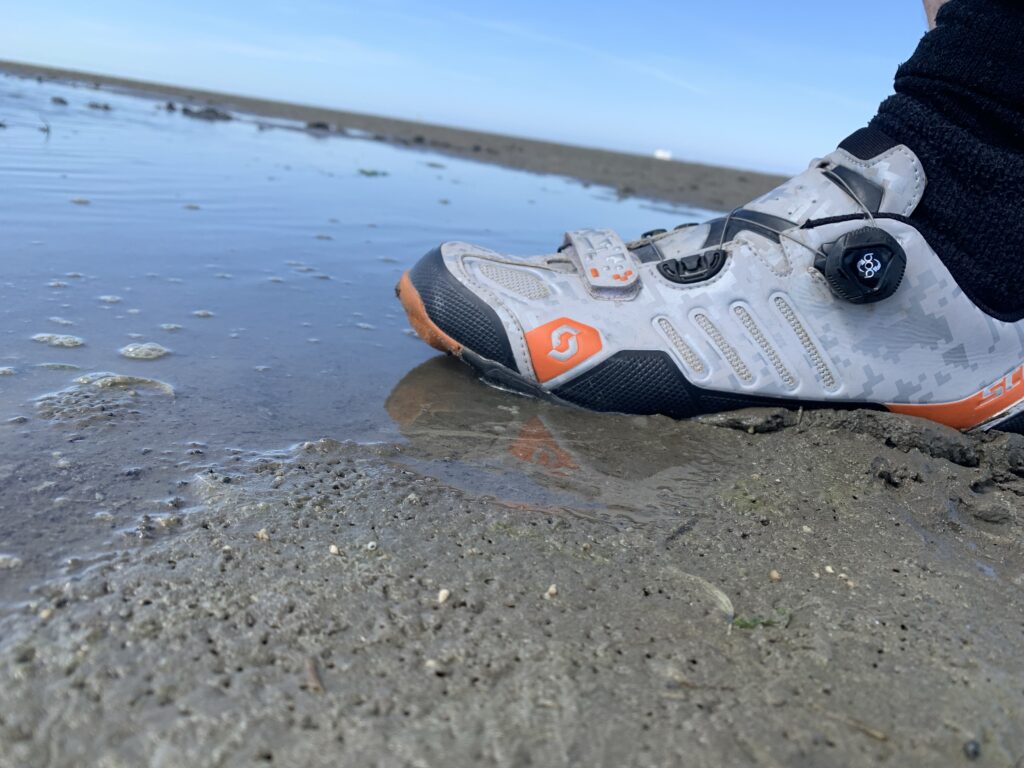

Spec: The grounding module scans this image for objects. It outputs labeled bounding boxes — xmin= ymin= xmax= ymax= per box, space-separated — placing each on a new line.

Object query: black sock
xmin=862 ymin=0 xmax=1024 ymax=321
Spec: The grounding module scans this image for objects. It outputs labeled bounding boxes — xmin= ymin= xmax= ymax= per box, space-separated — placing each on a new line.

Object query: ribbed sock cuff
xmin=866 ymin=0 xmax=1024 ymax=320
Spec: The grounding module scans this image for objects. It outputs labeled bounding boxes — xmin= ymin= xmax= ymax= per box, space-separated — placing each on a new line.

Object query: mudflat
xmin=0 ymin=63 xmax=1021 ymax=768
xmin=0 ymin=59 xmax=785 ymax=212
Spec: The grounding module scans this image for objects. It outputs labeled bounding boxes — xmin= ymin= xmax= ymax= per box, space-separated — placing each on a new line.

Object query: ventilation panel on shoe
xmin=476 ymin=261 xmax=551 ymax=300
xmin=772 ymin=295 xmax=838 ymax=391
xmin=731 ymin=304 xmax=797 ymax=390
xmin=654 ymin=317 xmax=706 ymax=378
xmin=693 ymin=312 xmax=754 ymax=384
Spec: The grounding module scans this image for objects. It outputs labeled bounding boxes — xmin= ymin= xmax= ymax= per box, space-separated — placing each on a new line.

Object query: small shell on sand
xmin=192 ymin=310 xmax=215 ymax=318
xmin=32 ymin=334 xmax=85 ymax=348
xmin=98 ymin=295 xmax=122 ymax=304
xmin=437 ymin=588 xmax=451 ymax=604
xmin=119 ymin=342 xmax=170 ymax=360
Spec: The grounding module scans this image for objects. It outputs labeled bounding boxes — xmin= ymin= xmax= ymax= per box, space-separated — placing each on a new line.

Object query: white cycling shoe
xmin=397 ymin=128 xmax=1024 ymax=433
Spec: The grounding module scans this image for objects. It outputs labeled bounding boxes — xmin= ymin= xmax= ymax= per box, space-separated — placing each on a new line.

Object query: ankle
xmin=862 ymin=0 xmax=1024 ymax=320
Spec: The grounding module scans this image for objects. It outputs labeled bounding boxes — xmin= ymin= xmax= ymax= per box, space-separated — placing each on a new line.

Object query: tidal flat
xmin=0 ymin=67 xmax=1022 ymax=768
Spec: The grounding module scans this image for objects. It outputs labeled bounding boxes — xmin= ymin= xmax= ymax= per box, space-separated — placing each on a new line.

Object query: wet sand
xmin=5 ymin=395 xmax=1024 ymax=766
xmin=0 ymin=60 xmax=786 ymax=212
xmin=1 ymin=65 xmax=1022 ymax=768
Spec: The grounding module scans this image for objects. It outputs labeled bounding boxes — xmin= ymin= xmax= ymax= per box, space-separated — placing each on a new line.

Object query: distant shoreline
xmin=0 ymin=59 xmax=785 ymax=211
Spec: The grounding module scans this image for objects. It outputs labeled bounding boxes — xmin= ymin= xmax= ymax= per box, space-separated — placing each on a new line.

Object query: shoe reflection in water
xmin=385 ymin=357 xmax=749 ymax=525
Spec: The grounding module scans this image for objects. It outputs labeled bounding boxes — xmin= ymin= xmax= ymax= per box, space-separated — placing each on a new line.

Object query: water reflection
xmin=386 ymin=356 xmax=748 ymax=525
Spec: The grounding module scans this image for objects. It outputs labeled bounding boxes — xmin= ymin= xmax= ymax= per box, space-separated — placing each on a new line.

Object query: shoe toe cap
xmin=399 ymin=244 xmax=519 ymax=372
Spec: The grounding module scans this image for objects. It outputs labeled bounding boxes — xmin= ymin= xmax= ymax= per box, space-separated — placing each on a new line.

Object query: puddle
xmin=386 ymin=357 xmax=747 ymax=526
xmin=0 ymin=74 xmax=719 ymax=612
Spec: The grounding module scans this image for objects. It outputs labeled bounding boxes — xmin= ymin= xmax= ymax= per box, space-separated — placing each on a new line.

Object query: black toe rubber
xmin=408 ymin=247 xmax=519 ymax=372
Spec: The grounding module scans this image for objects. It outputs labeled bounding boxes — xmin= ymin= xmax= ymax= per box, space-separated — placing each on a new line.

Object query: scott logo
xmin=889 ymin=361 xmax=1024 ymax=430
xmin=548 ymin=324 xmax=582 ymax=361
xmin=856 ymin=252 xmax=882 ymax=280
xmin=525 ymin=317 xmax=602 ymax=383
xmin=980 ymin=364 xmax=1024 ymax=405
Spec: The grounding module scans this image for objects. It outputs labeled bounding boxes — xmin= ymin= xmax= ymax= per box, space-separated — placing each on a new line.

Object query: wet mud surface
xmin=4 ymin=399 xmax=1024 ymax=767
xmin=1 ymin=72 xmax=1023 ymax=767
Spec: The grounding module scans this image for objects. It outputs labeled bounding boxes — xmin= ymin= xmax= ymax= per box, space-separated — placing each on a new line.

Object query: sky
xmin=0 ymin=1 xmax=930 ymax=173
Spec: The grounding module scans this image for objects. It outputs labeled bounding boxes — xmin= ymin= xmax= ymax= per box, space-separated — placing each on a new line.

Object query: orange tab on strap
xmin=564 ymin=229 xmax=639 ymax=292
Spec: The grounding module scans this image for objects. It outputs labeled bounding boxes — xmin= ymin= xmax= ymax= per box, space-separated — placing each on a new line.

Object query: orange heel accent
xmin=886 ymin=363 xmax=1024 ymax=430
xmin=396 ymin=271 xmax=463 ymax=356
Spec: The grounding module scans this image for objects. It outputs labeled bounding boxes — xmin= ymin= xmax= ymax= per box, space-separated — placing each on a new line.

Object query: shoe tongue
xmin=742 ymin=129 xmax=927 ymax=224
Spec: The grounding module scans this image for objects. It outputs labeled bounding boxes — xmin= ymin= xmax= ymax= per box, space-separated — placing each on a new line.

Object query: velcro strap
xmin=564 ymin=229 xmax=639 ymax=290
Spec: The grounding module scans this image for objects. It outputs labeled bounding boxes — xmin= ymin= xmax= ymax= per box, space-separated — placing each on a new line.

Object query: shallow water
xmin=0 ymin=74 xmax=725 ymax=611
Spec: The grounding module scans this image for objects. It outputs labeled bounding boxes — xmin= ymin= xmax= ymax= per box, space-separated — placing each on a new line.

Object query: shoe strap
xmin=563 ymin=229 xmax=639 ymax=291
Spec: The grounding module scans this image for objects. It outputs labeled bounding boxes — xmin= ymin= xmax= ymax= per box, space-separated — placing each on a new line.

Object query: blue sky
xmin=0 ymin=1 xmax=929 ymax=173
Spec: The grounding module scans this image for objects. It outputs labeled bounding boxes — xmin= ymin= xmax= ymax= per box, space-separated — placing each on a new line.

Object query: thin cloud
xmin=448 ymin=13 xmax=704 ymax=95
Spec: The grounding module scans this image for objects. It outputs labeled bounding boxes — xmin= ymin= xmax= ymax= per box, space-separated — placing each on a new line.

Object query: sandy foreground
xmin=1 ymin=62 xmax=1023 ymax=768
